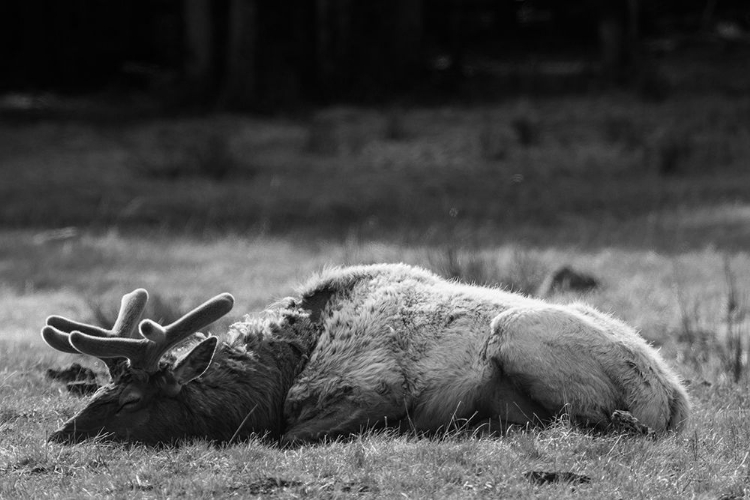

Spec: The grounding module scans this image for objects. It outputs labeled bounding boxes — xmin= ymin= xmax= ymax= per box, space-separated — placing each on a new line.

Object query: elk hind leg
xmin=481 ymin=306 xmax=625 ymax=428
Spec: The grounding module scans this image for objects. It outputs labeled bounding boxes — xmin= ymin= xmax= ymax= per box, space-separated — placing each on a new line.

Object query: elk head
xmin=42 ymin=289 xmax=234 ymax=444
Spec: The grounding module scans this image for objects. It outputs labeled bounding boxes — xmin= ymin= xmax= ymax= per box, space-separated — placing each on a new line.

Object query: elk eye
xmin=118 ymin=393 xmax=142 ymax=412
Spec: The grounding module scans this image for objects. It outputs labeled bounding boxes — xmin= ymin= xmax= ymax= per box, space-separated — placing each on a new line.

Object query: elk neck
xmin=174 ymin=309 xmax=322 ymax=442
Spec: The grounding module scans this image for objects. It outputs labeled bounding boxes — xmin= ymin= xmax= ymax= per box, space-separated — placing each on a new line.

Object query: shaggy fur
xmin=280 ymin=264 xmax=689 ymax=442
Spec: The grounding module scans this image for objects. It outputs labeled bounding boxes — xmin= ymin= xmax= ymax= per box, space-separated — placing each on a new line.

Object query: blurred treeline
xmin=2 ymin=0 xmax=748 ymax=108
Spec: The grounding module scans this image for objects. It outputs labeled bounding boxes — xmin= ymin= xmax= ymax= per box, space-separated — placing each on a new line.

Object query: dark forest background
xmin=3 ymin=0 xmax=749 ymax=110
xmin=1 ymin=0 xmax=749 ymax=244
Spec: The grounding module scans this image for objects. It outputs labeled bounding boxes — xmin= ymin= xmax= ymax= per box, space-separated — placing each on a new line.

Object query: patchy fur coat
xmin=229 ymin=263 xmax=689 ymax=443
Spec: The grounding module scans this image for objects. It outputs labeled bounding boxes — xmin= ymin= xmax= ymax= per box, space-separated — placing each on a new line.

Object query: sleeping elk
xmin=41 ymin=264 xmax=689 ymax=444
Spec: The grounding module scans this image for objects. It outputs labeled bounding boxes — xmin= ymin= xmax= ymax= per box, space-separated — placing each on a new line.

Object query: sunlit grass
xmin=1 ymin=365 xmax=748 ymax=498
xmin=1 ymin=228 xmax=749 ymax=497
xmin=2 ymin=91 xmax=750 ymax=497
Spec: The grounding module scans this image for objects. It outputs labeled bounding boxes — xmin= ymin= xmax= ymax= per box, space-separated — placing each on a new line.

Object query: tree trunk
xmin=599 ymin=5 xmax=625 ymax=80
xmin=222 ymin=0 xmax=258 ymax=108
xmin=183 ymin=0 xmax=214 ymax=100
xmin=626 ymin=0 xmax=640 ymax=67
xmin=314 ymin=0 xmax=335 ymax=91
xmin=392 ymin=0 xmax=423 ymax=78
xmin=598 ymin=0 xmax=640 ymax=82
xmin=314 ymin=0 xmax=353 ymax=94
xmin=314 ymin=0 xmax=423 ymax=97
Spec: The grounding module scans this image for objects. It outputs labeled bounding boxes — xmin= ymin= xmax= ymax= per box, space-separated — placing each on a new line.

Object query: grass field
xmin=2 ymin=88 xmax=750 ymax=498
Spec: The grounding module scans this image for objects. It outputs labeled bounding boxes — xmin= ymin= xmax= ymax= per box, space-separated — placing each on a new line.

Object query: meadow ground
xmin=1 ymin=89 xmax=750 ymax=498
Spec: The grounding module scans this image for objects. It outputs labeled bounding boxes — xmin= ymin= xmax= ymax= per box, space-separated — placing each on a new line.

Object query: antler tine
xmin=46 ymin=316 xmax=111 ymax=337
xmin=67 ymin=333 xmax=149 ymax=361
xmin=112 ymin=288 xmax=149 ymax=339
xmin=41 ymin=325 xmax=82 ymax=354
xmin=135 ymin=293 xmax=235 ymax=372
xmin=69 ymin=293 xmax=234 ymax=373
xmin=41 ymin=289 xmax=149 ymax=356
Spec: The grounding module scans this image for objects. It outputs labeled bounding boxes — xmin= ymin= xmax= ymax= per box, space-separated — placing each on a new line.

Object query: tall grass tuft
xmin=673 ymin=282 xmax=720 ymax=374
xmin=652 ymin=129 xmax=693 ymax=176
xmin=192 ymin=134 xmax=241 ymax=180
xmin=306 ymin=109 xmax=372 ymax=156
xmin=510 ymin=115 xmax=541 ymax=147
xmin=674 ymin=258 xmax=748 ymax=383
xmin=428 ymin=247 xmax=547 ymax=296
xmin=722 ymin=258 xmax=747 ymax=383
xmin=384 ymin=107 xmax=409 ymax=141
xmin=478 ymin=114 xmax=508 ymax=160
xmin=129 ymin=130 xmax=241 ymax=181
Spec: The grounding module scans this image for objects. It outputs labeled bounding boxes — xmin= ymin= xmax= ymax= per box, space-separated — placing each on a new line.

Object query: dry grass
xmin=1 ymin=230 xmax=750 ymax=497
xmin=2 ymin=91 xmax=750 ymax=497
xmin=5 ymin=420 xmax=746 ymax=499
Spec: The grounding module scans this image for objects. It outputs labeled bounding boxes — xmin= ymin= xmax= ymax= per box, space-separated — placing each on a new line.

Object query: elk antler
xmin=42 ymin=288 xmax=149 ymax=355
xmin=67 ymin=293 xmax=234 ymax=372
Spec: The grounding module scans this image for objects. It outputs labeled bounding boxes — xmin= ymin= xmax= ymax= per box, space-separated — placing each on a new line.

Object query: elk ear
xmin=172 ymin=336 xmax=219 ymax=386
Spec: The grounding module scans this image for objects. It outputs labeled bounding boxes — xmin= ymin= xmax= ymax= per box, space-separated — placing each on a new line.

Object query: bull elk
xmin=41 ymin=263 xmax=689 ymax=444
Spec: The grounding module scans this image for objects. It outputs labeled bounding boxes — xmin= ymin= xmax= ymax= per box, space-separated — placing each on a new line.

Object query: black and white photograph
xmin=1 ymin=1 xmax=749 ymax=497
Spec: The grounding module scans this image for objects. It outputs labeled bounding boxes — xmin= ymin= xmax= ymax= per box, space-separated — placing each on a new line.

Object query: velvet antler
xmin=67 ymin=293 xmax=234 ymax=372
xmin=42 ymin=288 xmax=149 ymax=355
